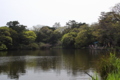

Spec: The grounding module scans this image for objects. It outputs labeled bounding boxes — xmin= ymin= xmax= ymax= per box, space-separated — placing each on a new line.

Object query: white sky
xmin=0 ymin=0 xmax=120 ymax=28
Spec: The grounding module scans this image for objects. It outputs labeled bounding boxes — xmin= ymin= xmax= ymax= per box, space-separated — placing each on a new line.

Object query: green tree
xmin=61 ymin=32 xmax=77 ymax=48
xmin=21 ymin=31 xmax=37 ymax=44
xmin=6 ymin=21 xmax=26 ymax=32
xmin=62 ymin=27 xmax=71 ymax=35
xmin=6 ymin=21 xmax=30 ymax=49
xmin=62 ymin=21 xmax=86 ymax=35
xmin=90 ymin=23 xmax=104 ymax=46
xmin=75 ymin=25 xmax=93 ymax=48
xmin=49 ymin=30 xmax=62 ymax=45
xmin=99 ymin=11 xmax=120 ymax=47
xmin=0 ymin=27 xmax=12 ymax=50
xmin=35 ymin=26 xmax=62 ymax=46
xmin=9 ymin=28 xmax=18 ymax=46
xmin=35 ymin=26 xmax=54 ymax=43
xmin=66 ymin=20 xmax=86 ymax=29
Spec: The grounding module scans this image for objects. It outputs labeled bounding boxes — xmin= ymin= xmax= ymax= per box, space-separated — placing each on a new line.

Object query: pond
xmin=0 ymin=49 xmax=110 ymax=80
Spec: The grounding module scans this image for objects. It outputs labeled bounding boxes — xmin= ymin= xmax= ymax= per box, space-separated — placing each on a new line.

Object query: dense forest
xmin=0 ymin=3 xmax=120 ymax=50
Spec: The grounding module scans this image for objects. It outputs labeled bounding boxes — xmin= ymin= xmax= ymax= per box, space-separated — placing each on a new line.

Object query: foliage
xmin=1 ymin=3 xmax=120 ymax=50
xmin=7 ymin=21 xmax=26 ymax=32
xmin=21 ymin=31 xmax=37 ymax=44
xmin=106 ymin=72 xmax=120 ymax=80
xmin=75 ymin=25 xmax=93 ymax=48
xmin=0 ymin=27 xmax=12 ymax=49
xmin=35 ymin=26 xmax=53 ymax=43
xmin=61 ymin=32 xmax=77 ymax=48
xmin=97 ymin=53 xmax=120 ymax=80
xmin=27 ymin=43 xmax=39 ymax=50
xmin=62 ymin=28 xmax=71 ymax=35
xmin=97 ymin=10 xmax=120 ymax=47
xmin=0 ymin=44 xmax=7 ymax=50
xmin=62 ymin=20 xmax=86 ymax=35
xmin=49 ymin=30 xmax=62 ymax=45
xmin=35 ymin=26 xmax=61 ymax=46
xmin=9 ymin=28 xmax=18 ymax=46
xmin=66 ymin=20 xmax=86 ymax=29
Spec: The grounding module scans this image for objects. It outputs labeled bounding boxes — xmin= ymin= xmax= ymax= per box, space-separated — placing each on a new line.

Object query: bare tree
xmin=53 ymin=22 xmax=61 ymax=29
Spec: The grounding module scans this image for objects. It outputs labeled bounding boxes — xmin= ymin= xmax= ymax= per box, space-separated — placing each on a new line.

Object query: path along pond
xmin=0 ymin=49 xmax=117 ymax=80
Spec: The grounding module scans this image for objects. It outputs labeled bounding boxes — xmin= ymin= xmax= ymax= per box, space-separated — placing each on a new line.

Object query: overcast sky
xmin=0 ymin=0 xmax=120 ymax=28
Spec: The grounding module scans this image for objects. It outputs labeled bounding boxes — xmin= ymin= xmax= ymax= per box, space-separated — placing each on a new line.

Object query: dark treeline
xmin=0 ymin=3 xmax=120 ymax=50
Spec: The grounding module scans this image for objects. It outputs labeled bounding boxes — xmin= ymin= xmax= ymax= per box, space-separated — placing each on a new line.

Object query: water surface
xmin=0 ymin=49 xmax=107 ymax=80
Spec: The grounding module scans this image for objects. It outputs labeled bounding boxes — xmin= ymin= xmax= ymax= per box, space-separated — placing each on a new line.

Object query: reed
xmin=106 ymin=72 xmax=120 ymax=80
xmin=97 ymin=53 xmax=120 ymax=80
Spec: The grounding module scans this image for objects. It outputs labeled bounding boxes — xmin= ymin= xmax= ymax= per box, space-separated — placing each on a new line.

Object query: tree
xmin=6 ymin=21 xmax=19 ymax=27
xmin=75 ymin=25 xmax=93 ymax=48
xmin=53 ymin=22 xmax=61 ymax=29
xmin=6 ymin=21 xmax=26 ymax=32
xmin=21 ymin=31 xmax=37 ymax=44
xmin=90 ymin=23 xmax=103 ymax=45
xmin=49 ymin=30 xmax=62 ymax=45
xmin=35 ymin=26 xmax=62 ymax=45
xmin=62 ymin=20 xmax=86 ymax=36
xmin=66 ymin=20 xmax=86 ymax=28
xmin=112 ymin=3 xmax=120 ymax=21
xmin=33 ymin=25 xmax=43 ymax=33
xmin=99 ymin=11 xmax=120 ymax=47
xmin=0 ymin=27 xmax=12 ymax=50
xmin=61 ymin=32 xmax=77 ymax=48
xmin=62 ymin=27 xmax=71 ymax=35
xmin=9 ymin=28 xmax=18 ymax=46
xmin=6 ymin=21 xmax=29 ymax=49
xmin=35 ymin=26 xmax=53 ymax=43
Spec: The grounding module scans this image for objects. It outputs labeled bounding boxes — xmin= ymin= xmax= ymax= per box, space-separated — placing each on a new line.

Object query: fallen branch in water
xmin=84 ymin=71 xmax=96 ymax=80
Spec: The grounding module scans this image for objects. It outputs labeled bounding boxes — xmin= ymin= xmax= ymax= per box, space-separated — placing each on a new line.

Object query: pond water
xmin=0 ymin=49 xmax=111 ymax=80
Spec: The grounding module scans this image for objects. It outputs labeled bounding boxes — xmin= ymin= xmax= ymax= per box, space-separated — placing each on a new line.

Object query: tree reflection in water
xmin=0 ymin=56 xmax=26 ymax=79
xmin=0 ymin=49 xmax=103 ymax=80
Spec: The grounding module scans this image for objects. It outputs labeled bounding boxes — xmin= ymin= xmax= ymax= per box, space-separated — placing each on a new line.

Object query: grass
xmin=106 ymin=72 xmax=120 ymax=80
xmin=95 ymin=53 xmax=120 ymax=80
xmin=92 ymin=72 xmax=99 ymax=80
xmin=86 ymin=53 xmax=120 ymax=80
